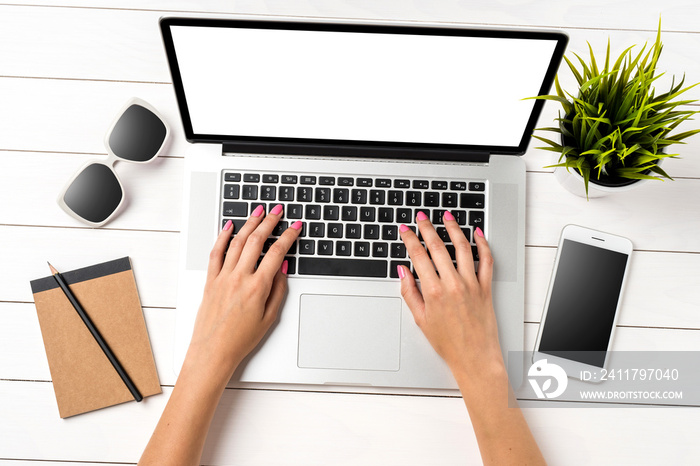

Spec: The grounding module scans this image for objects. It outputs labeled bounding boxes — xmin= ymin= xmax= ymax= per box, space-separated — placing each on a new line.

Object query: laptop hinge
xmin=221 ymin=142 xmax=490 ymax=164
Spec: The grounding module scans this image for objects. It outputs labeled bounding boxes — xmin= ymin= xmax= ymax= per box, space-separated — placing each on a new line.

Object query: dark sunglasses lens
xmin=108 ymin=104 xmax=167 ymax=162
xmin=63 ymin=164 xmax=122 ymax=223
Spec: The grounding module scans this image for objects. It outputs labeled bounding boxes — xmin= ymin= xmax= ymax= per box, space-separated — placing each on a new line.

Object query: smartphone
xmin=533 ymin=224 xmax=633 ymax=380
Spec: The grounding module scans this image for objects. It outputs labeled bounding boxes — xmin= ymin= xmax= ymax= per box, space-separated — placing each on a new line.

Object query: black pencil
xmin=47 ymin=262 xmax=143 ymax=402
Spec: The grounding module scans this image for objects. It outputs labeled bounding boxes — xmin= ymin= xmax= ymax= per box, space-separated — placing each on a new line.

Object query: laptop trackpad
xmin=297 ymin=294 xmax=402 ymax=371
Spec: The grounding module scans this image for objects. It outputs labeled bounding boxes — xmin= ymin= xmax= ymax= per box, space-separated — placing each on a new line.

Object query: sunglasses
xmin=58 ymin=98 xmax=170 ymax=227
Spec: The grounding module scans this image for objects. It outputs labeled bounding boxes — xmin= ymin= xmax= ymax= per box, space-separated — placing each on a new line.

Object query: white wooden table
xmin=2 ymin=2 xmax=699 ymax=465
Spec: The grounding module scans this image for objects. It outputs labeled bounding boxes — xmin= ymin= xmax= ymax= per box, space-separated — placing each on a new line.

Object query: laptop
xmin=160 ymin=17 xmax=567 ymax=389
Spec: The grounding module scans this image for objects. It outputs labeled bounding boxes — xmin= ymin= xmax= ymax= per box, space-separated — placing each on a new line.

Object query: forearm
xmin=453 ymin=359 xmax=546 ymax=466
xmin=139 ymin=350 xmax=236 ymax=466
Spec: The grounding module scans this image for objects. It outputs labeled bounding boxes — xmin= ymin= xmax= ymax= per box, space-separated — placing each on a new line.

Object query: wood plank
xmin=0 ymin=151 xmax=183 ymax=231
xmin=526 ymin=172 xmax=700 ymax=252
xmin=1 ymin=379 xmax=698 ymax=465
xmin=3 ymin=297 xmax=699 ymax=387
xmin=2 ymin=221 xmax=699 ymax=326
xmin=4 ymin=1 xmax=700 ymax=34
xmin=2 ymin=5 xmax=700 ymax=100
xmin=0 ymin=225 xmax=179 ymax=307
xmin=525 ymin=248 xmax=700 ymax=328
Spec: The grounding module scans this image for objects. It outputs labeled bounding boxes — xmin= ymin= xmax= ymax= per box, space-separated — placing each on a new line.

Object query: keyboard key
xmin=376 ymin=178 xmax=392 ymax=187
xmin=472 ymin=245 xmax=480 ymax=261
xmin=345 ymin=224 xmax=361 ymax=239
xmin=250 ymin=202 xmax=265 ymax=216
xmin=461 ymin=193 xmax=485 ymax=208
xmin=445 ymin=244 xmax=457 ymax=260
xmin=244 ymin=174 xmax=260 ymax=182
xmin=224 ymin=184 xmax=240 ymax=199
xmin=382 ymin=225 xmax=398 ymax=241
xmin=260 ymin=185 xmax=276 ymax=201
xmin=319 ymin=176 xmax=335 ymax=185
xmin=323 ymin=205 xmax=339 ymax=220
xmin=352 ymin=189 xmax=368 ymax=204
xmin=360 ymin=206 xmax=376 ymax=222
xmin=223 ymin=202 xmax=247 ymax=217
xmin=222 ymin=218 xmax=247 ymax=232
xmin=378 ymin=207 xmax=394 ymax=223
xmin=436 ymin=227 xmax=450 ymax=242
xmin=354 ymin=242 xmax=371 ymax=257
xmin=394 ymin=179 xmax=410 ymax=188
xmin=301 ymin=176 xmax=317 ymax=185
xmin=333 ymin=188 xmax=349 ymax=204
xmin=284 ymin=256 xmax=297 ymax=274
xmin=262 ymin=174 xmax=279 ymax=183
xmin=225 ymin=173 xmax=241 ymax=182
xmin=442 ymin=192 xmax=458 ymax=207
xmin=364 ymin=224 xmax=380 ymax=240
xmin=390 ymin=243 xmax=407 ymax=258
xmin=390 ymin=261 xmax=411 ymax=278
xmin=372 ymin=242 xmax=389 ymax=257
xmin=315 ymin=187 xmax=331 ymax=203
xmin=453 ymin=210 xmax=467 ymax=225
xmin=338 ymin=177 xmax=354 ymax=186
xmin=279 ymin=186 xmax=295 ymax=201
xmin=287 ymin=240 xmax=297 ymax=255
xmin=262 ymin=238 xmax=276 ymax=253
xmin=272 ymin=221 xmax=288 ymax=236
xmin=281 ymin=175 xmax=298 ymax=184
xmin=287 ymin=204 xmax=303 ymax=219
xmin=309 ymin=222 xmax=325 ymax=237
xmin=297 ymin=187 xmax=313 ymax=202
xmin=336 ymin=241 xmax=352 ymax=256
xmin=396 ymin=208 xmax=412 ymax=223
xmin=242 ymin=185 xmax=258 ymax=200
xmin=357 ymin=178 xmax=373 ymax=187
xmin=299 ymin=257 xmax=387 ymax=278
xmin=431 ymin=180 xmax=448 ymax=190
xmin=305 ymin=204 xmax=321 ymax=220
xmin=406 ymin=191 xmax=422 ymax=207
xmin=341 ymin=206 xmax=358 ymax=221
xmin=327 ymin=223 xmax=343 ymax=238
xmin=388 ymin=190 xmax=403 ymax=205
xmin=299 ymin=240 xmax=315 ymax=255
xmin=469 ymin=182 xmax=485 ymax=192
xmin=369 ymin=190 xmax=385 ymax=205
xmin=413 ymin=180 xmax=429 ymax=189
xmin=469 ymin=211 xmax=485 ymax=228
xmin=318 ymin=240 xmax=333 ymax=255
xmin=424 ymin=192 xmax=440 ymax=207
xmin=450 ymin=181 xmax=467 ymax=191
xmin=432 ymin=209 xmax=446 ymax=224
xmin=462 ymin=227 xmax=471 ymax=242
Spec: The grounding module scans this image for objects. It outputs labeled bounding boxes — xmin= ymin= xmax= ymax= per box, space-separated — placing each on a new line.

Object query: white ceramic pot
xmin=553 ymin=161 xmax=657 ymax=198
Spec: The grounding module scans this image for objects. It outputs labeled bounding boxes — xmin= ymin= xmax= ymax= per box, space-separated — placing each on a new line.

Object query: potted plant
xmin=531 ymin=24 xmax=700 ymax=198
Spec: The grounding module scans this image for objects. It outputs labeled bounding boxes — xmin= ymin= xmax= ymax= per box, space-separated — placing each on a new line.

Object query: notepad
xmin=30 ymin=257 xmax=161 ymax=418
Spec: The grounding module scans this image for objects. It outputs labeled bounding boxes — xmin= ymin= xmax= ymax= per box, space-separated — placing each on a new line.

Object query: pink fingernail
xmin=223 ymin=219 xmax=233 ymax=231
xmin=282 ymin=260 xmax=288 ymax=275
xmin=270 ymin=204 xmax=283 ymax=216
xmin=252 ymin=204 xmax=264 ymax=217
xmin=397 ymin=265 xmax=406 ymax=279
xmin=443 ymin=210 xmax=454 ymax=222
xmin=416 ymin=211 xmax=428 ymax=222
xmin=291 ymin=221 xmax=303 ymax=230
xmin=399 ymin=224 xmax=410 ymax=233
xmin=476 ymin=227 xmax=484 ymax=238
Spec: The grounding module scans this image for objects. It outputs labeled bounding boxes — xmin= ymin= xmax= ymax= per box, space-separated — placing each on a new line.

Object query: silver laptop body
xmin=160 ymin=17 xmax=567 ymax=389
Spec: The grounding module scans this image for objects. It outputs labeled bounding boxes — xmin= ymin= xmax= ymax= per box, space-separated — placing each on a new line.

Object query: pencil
xmin=47 ymin=262 xmax=143 ymax=402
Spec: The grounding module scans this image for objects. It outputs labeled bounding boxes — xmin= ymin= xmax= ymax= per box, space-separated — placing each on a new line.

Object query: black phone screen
xmin=538 ymin=239 xmax=629 ymax=367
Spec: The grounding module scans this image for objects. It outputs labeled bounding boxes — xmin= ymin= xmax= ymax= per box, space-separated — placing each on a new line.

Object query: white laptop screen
xmin=161 ymin=19 xmax=567 ymax=158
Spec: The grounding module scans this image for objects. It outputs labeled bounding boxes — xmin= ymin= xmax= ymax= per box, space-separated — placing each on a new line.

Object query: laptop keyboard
xmin=221 ymin=171 xmax=487 ymax=279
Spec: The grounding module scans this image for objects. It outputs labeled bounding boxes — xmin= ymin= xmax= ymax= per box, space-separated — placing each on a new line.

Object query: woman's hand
xmin=186 ymin=204 xmax=302 ymax=378
xmin=398 ymin=210 xmax=503 ymax=376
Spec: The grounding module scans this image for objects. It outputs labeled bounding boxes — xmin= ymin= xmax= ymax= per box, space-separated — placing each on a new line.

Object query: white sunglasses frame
xmin=57 ymin=97 xmax=171 ymax=227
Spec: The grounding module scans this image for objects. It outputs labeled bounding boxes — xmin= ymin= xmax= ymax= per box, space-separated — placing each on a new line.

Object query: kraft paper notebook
xmin=30 ymin=257 xmax=161 ymax=418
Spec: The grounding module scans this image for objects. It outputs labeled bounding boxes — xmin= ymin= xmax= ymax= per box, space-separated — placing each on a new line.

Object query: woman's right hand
xmin=397 ymin=211 xmax=504 ymax=376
